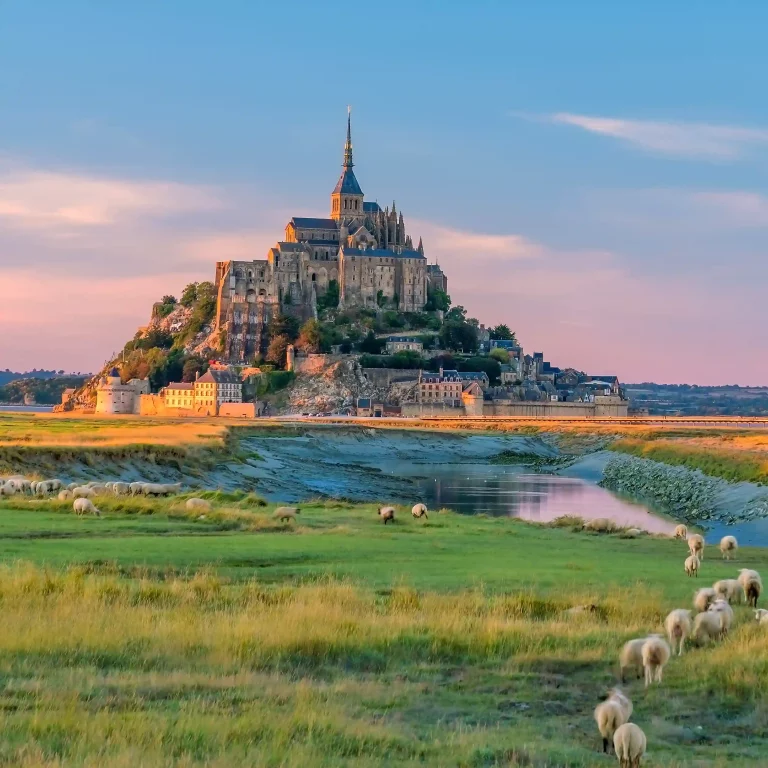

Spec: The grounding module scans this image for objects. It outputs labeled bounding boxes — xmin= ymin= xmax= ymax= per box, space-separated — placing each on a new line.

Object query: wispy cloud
xmin=0 ymin=170 xmax=222 ymax=232
xmin=546 ymin=113 xmax=768 ymax=160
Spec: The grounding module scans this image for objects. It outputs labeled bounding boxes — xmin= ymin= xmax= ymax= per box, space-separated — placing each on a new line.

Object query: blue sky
xmin=0 ymin=1 xmax=766 ymax=383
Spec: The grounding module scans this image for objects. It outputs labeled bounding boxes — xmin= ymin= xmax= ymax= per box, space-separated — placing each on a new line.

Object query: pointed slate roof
xmin=332 ymin=108 xmax=364 ymax=196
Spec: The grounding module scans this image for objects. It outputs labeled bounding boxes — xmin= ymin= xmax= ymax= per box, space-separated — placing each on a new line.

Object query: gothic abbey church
xmin=214 ymin=111 xmax=448 ymax=361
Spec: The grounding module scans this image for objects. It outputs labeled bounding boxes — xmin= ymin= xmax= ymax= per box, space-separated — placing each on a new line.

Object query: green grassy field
xmin=0 ymin=495 xmax=765 ymax=766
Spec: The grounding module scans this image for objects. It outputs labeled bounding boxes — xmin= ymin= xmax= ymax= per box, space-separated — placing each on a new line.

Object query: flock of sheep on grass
xmin=0 ymin=475 xmax=183 ymax=517
xmin=592 ymin=524 xmax=764 ymax=766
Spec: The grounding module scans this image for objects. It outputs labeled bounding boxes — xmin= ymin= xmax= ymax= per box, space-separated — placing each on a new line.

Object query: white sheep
xmin=754 ymin=609 xmax=768 ymax=625
xmin=73 ymin=498 xmax=100 ymax=516
xmin=89 ymin=484 xmax=107 ymax=496
xmin=713 ymin=579 xmax=744 ymax=605
xmin=594 ymin=688 xmax=632 ymax=754
xmin=738 ymin=569 xmax=762 ymax=608
xmin=141 ymin=482 xmax=182 ymax=496
xmin=693 ymin=610 xmax=723 ymax=645
xmin=613 ymin=722 xmax=646 ymax=768
xmin=67 ymin=482 xmax=80 ymax=491
xmin=112 ymin=482 xmax=130 ymax=495
xmin=185 ymin=498 xmax=212 ymax=512
xmin=378 ymin=506 xmax=396 ymax=524
xmin=720 ymin=535 xmax=738 ymax=560
xmin=688 ymin=533 xmax=705 ymax=561
xmin=129 ymin=482 xmax=144 ymax=495
xmin=641 ymin=635 xmax=671 ymax=687
xmin=674 ymin=524 xmax=688 ymax=539
xmin=585 ymin=517 xmax=616 ymax=533
xmin=708 ymin=598 xmax=734 ymax=638
xmin=693 ymin=587 xmax=717 ymax=613
xmin=684 ymin=554 xmax=700 ymax=578
xmin=665 ymin=608 xmax=692 ymax=656
xmin=619 ymin=638 xmax=647 ymax=683
xmin=57 ymin=489 xmax=73 ymax=502
xmin=411 ymin=503 xmax=428 ymax=519
xmin=273 ymin=506 xmax=300 ymax=522
xmin=72 ymin=486 xmax=95 ymax=500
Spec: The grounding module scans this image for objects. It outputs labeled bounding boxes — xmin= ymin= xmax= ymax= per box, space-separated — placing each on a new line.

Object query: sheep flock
xmin=2 ymin=476 xmax=767 ymax=764
xmin=595 ymin=529 xmax=764 ymax=765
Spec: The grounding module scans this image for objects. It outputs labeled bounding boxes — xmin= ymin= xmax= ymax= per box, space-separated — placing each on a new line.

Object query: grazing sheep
xmin=688 ymin=533 xmax=705 ymax=561
xmin=141 ymin=482 xmax=182 ymax=496
xmin=67 ymin=482 xmax=80 ymax=491
xmin=623 ymin=528 xmax=643 ymax=538
xmin=684 ymin=554 xmax=700 ymax=578
xmin=185 ymin=498 xmax=211 ymax=512
xmin=713 ymin=579 xmax=744 ymax=605
xmin=613 ymin=723 xmax=646 ymax=768
xmin=73 ymin=498 xmax=100 ymax=516
xmin=665 ymin=609 xmax=692 ymax=656
xmin=641 ymin=635 xmax=671 ymax=687
xmin=720 ymin=535 xmax=738 ymax=560
xmin=72 ymin=486 xmax=95 ymax=500
xmin=694 ymin=587 xmax=717 ymax=613
xmin=112 ymin=482 xmax=130 ymax=495
xmin=273 ymin=506 xmax=300 ymax=522
xmin=738 ymin=569 xmax=763 ymax=608
xmin=694 ymin=610 xmax=724 ymax=645
xmin=619 ymin=638 xmax=647 ymax=683
xmin=89 ymin=484 xmax=107 ymax=496
xmin=129 ymin=482 xmax=144 ymax=495
xmin=594 ymin=688 xmax=632 ymax=754
xmin=585 ymin=517 xmax=616 ymax=533
xmin=378 ymin=506 xmax=396 ymax=524
xmin=674 ymin=524 xmax=688 ymax=539
xmin=708 ymin=599 xmax=734 ymax=638
xmin=411 ymin=503 xmax=428 ymax=519
xmin=754 ymin=609 xmax=768 ymax=625
xmin=57 ymin=489 xmax=73 ymax=502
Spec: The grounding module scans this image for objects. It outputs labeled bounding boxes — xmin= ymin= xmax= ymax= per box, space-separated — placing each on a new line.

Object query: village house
xmin=384 ymin=336 xmax=424 ymax=354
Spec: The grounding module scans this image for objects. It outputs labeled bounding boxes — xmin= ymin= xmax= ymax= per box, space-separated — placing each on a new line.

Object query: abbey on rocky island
xmin=214 ymin=110 xmax=448 ymax=361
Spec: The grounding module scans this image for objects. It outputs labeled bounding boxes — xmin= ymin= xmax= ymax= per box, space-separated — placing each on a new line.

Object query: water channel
xmin=374 ymin=461 xmax=678 ymax=535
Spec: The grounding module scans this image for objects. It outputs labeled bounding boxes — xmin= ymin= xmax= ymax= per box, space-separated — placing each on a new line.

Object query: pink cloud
xmin=415 ymin=221 xmax=766 ymax=384
xmin=0 ymin=170 xmax=221 ymax=232
xmin=0 ymin=269 xmax=206 ymax=372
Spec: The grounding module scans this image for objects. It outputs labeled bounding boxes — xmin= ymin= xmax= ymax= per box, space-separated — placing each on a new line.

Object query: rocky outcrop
xmin=285 ymin=358 xmax=417 ymax=415
xmin=600 ymin=453 xmax=768 ymax=526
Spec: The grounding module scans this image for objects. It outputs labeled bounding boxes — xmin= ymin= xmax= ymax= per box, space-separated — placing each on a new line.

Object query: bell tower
xmin=330 ymin=107 xmax=364 ymax=223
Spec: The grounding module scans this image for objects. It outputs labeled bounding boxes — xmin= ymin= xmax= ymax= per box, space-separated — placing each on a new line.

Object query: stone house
xmin=385 ymin=336 xmax=423 ymax=354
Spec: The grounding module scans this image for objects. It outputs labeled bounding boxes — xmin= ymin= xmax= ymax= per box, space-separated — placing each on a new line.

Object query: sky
xmin=0 ymin=1 xmax=766 ymax=384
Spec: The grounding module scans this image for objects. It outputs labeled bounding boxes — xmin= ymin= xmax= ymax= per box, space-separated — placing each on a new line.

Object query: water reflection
xmin=388 ymin=464 xmax=677 ymax=535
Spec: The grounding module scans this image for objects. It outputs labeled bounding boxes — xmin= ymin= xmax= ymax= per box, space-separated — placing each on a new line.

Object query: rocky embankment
xmin=600 ymin=453 xmax=768 ymax=527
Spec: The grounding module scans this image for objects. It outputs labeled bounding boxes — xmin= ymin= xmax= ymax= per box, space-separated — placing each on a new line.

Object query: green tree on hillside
xmin=180 ymin=283 xmax=199 ymax=307
xmin=296 ymin=320 xmax=323 ymax=354
xmin=490 ymin=324 xmax=516 ymax=343
xmin=317 ymin=280 xmax=340 ymax=313
xmin=489 ymin=347 xmax=510 ymax=364
xmin=271 ymin=315 xmax=300 ymax=342
xmin=425 ymin=288 xmax=450 ymax=312
xmin=266 ymin=335 xmax=290 ymax=367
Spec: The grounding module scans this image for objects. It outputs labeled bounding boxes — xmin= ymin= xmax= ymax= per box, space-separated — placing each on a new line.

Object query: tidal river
xmin=374 ymin=461 xmax=678 ymax=535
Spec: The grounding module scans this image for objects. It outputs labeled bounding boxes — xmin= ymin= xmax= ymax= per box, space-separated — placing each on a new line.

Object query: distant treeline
xmin=0 ymin=376 xmax=89 ymax=405
xmin=0 ymin=370 xmax=90 ymax=386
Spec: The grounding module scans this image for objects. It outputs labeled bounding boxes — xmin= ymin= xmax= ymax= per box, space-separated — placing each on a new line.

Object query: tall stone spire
xmin=417 ymin=236 xmax=424 ymax=255
xmin=343 ymin=106 xmax=353 ymax=168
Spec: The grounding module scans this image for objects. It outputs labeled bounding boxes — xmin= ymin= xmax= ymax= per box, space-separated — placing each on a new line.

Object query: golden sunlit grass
xmin=0 ymin=563 xmax=765 ymax=766
xmin=0 ymin=413 xmax=227 ymax=449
